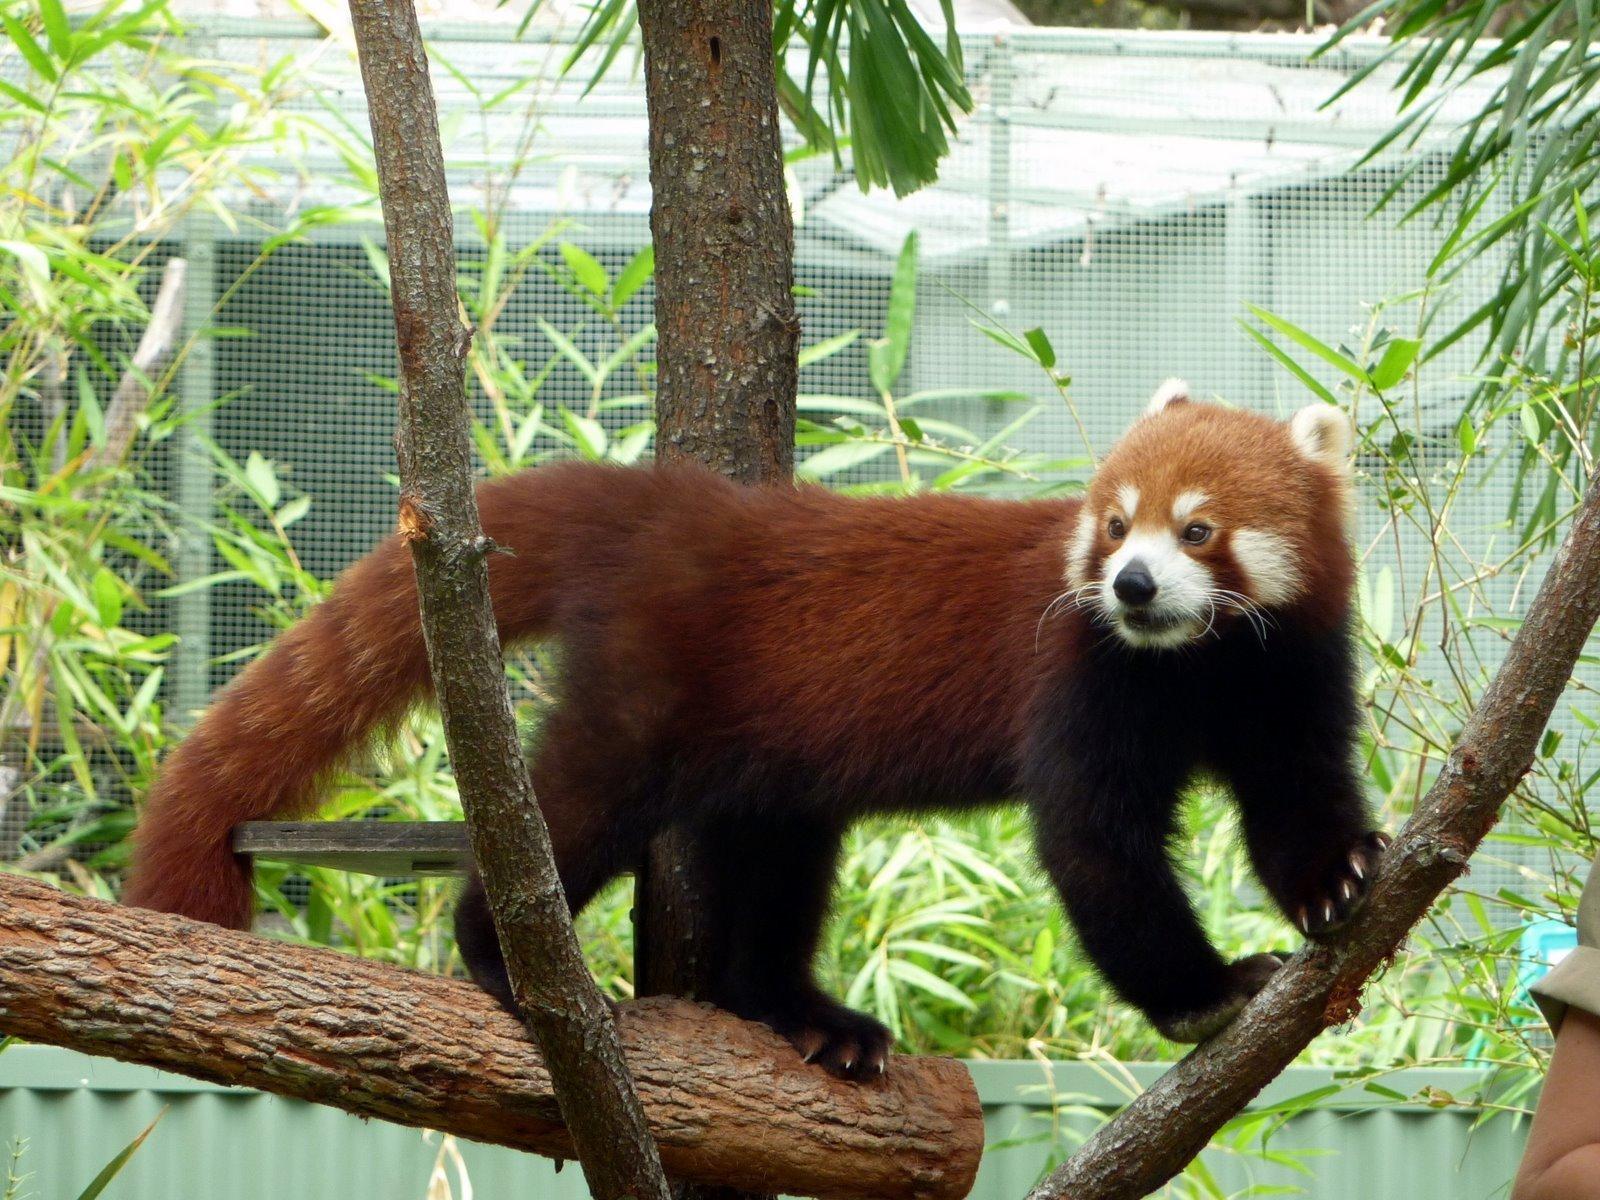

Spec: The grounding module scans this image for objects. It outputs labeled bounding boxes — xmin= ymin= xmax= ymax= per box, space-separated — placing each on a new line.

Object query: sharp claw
xmin=876 ymin=1061 xmax=887 ymax=1077
xmin=1296 ymin=907 xmax=1310 ymax=934
xmin=1374 ymin=833 xmax=1392 ymax=850
xmin=1350 ymin=854 xmax=1364 ymax=880
xmin=1323 ymin=901 xmax=1334 ymax=923
xmin=842 ymin=1059 xmax=854 ymax=1073
xmin=803 ymin=1050 xmax=819 ymax=1064
xmin=1341 ymin=880 xmax=1355 ymax=902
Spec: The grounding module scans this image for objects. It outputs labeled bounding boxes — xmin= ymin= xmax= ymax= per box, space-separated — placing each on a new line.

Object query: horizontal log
xmin=233 ymin=820 xmax=472 ymax=876
xmin=0 ymin=875 xmax=982 ymax=1200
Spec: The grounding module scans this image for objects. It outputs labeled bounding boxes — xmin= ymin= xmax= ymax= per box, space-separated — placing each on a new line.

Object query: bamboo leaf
xmin=560 ymin=408 xmax=607 ymax=460
xmin=797 ymin=440 xmax=893 ymax=479
xmin=244 ymin=451 xmax=281 ymax=509
xmin=560 ymin=242 xmax=609 ymax=299
xmin=1023 ymin=327 xmax=1056 ymax=370
xmin=38 ymin=0 xmax=73 ymax=61
xmin=1369 ymin=338 xmax=1421 ymax=390
xmin=2 ymin=11 xmax=58 ymax=81
xmin=612 ymin=244 xmax=654 ymax=308
xmin=1239 ymin=321 xmax=1341 ymax=406
xmin=75 ymin=1110 xmax=166 ymax=1200
xmin=799 ymin=330 xmax=861 ymax=368
xmin=537 ymin=319 xmax=601 ymax=387
xmin=1246 ymin=305 xmax=1369 ymax=383
xmin=870 ymin=234 xmax=918 ymax=395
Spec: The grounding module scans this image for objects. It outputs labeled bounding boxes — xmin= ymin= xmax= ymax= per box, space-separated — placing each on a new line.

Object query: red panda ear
xmin=1145 ymin=378 xmax=1191 ymax=415
xmin=1289 ymin=403 xmax=1353 ymax=467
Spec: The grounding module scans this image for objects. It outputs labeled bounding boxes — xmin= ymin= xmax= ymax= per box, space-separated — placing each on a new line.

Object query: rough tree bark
xmin=632 ymin=7 xmax=800 ymax=1175
xmin=1031 ymin=467 xmax=1600 ymax=1200
xmin=0 ymin=875 xmax=984 ymax=1200
xmin=634 ymin=7 xmax=800 ymax=1188
xmin=345 ymin=2 xmax=669 ymax=1197
xmin=637 ymin=0 xmax=798 ymax=486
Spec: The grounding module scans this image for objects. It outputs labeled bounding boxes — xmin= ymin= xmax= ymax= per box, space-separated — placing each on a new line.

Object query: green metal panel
xmin=0 ymin=1047 xmax=1526 ymax=1199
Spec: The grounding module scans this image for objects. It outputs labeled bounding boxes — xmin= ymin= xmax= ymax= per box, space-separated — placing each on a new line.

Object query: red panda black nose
xmin=1113 ymin=561 xmax=1158 ymax=606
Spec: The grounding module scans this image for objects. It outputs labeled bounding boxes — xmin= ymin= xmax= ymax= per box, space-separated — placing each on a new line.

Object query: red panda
xmin=124 ymin=382 xmax=1386 ymax=1078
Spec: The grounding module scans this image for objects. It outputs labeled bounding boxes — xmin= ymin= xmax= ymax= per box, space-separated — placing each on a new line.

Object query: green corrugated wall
xmin=0 ymin=1048 xmax=1525 ymax=1199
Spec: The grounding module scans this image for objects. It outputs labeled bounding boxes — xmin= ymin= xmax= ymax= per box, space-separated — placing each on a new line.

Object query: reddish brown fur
xmin=125 ymin=463 xmax=1074 ymax=926
xmin=1077 ymin=403 xmax=1354 ymax=630
xmin=127 ymin=400 xmax=1359 ymax=967
xmin=127 ymin=400 xmax=1380 ymax=1067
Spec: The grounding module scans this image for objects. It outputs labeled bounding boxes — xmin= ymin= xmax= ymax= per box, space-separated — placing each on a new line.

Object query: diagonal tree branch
xmin=1030 ymin=468 xmax=1600 ymax=1200
xmin=345 ymin=1 xmax=669 ymax=1197
xmin=92 ymin=255 xmax=189 ymax=471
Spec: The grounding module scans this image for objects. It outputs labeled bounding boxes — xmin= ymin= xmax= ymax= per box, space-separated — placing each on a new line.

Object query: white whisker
xmin=1205 ymin=587 xmax=1274 ymax=644
xmin=1035 ymin=584 xmax=1099 ymax=648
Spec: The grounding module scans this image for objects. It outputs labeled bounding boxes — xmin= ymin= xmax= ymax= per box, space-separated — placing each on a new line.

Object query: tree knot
xmin=468 ymin=535 xmax=511 ymax=560
xmin=397 ymin=493 xmax=433 ymax=542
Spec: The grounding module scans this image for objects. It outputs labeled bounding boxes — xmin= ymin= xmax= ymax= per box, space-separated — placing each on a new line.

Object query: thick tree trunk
xmin=346 ymin=2 xmax=668 ymax=1197
xmin=0 ymin=876 xmax=983 ymax=1200
xmin=638 ymin=0 xmax=798 ymax=484
xmin=1031 ymin=466 xmax=1600 ymax=1200
xmin=633 ymin=0 xmax=800 ymax=1145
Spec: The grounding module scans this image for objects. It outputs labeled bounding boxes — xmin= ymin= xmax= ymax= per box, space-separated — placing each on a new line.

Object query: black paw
xmin=1289 ymin=831 xmax=1390 ymax=940
xmin=758 ymin=994 xmax=893 ymax=1082
xmin=1152 ymin=952 xmax=1284 ymax=1043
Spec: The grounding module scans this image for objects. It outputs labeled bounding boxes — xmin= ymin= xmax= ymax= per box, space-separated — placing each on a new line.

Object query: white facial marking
xmin=1231 ymin=529 xmax=1305 ymax=607
xmin=1116 ymin=484 xmax=1141 ymax=520
xmin=1289 ymin=404 xmax=1353 ymax=466
xmin=1098 ymin=529 xmax=1215 ymax=650
xmin=1064 ymin=506 xmax=1098 ymax=587
xmin=1146 ymin=378 xmax=1190 ymax=415
xmin=1171 ymin=490 xmax=1209 ymax=524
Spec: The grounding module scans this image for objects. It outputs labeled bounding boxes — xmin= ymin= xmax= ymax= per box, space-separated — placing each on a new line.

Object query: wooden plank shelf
xmin=233 ymin=821 xmax=472 ymax=878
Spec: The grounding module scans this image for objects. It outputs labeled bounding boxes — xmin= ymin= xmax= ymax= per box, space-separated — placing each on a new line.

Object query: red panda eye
xmin=1107 ymin=517 xmax=1126 ymax=540
xmin=1183 ymin=523 xmax=1212 ymax=545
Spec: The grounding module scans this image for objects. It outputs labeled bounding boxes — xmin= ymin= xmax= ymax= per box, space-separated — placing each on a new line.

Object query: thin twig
xmin=92 ymin=257 xmax=188 ymax=470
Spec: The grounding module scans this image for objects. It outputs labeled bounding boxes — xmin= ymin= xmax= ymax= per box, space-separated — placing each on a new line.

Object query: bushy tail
xmin=124 ymin=470 xmax=573 ymax=928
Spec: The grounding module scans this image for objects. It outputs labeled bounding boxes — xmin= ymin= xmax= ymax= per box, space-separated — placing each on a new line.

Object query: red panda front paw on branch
xmin=126 ymin=379 xmax=1385 ymax=1071
xmin=1282 ymin=830 xmax=1393 ymax=939
xmin=1151 ymin=953 xmax=1288 ymax=1044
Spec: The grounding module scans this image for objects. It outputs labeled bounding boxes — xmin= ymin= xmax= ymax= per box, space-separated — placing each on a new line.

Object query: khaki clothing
xmin=1532 ymin=851 xmax=1600 ymax=1033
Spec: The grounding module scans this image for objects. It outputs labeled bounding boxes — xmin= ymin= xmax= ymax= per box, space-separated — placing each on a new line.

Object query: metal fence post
xmin=986 ymin=33 xmax=1014 ymax=319
xmin=1225 ymin=189 xmax=1272 ymax=404
xmin=172 ymin=209 xmax=217 ymax=723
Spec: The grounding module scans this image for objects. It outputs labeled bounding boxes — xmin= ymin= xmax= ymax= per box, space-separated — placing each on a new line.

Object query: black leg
xmin=1218 ymin=733 xmax=1387 ymax=939
xmin=1025 ymin=648 xmax=1281 ymax=1044
xmin=691 ymin=815 xmax=892 ymax=1081
xmin=455 ymin=712 xmax=641 ymax=1014
xmin=1209 ymin=624 xmax=1388 ymax=940
xmin=455 ymin=870 xmax=516 ymax=1010
xmin=1030 ymin=801 xmax=1280 ymax=1042
xmin=455 ymin=826 xmax=629 ymax=1014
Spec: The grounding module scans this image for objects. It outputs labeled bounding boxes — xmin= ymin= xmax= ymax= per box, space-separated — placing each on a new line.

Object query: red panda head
xmin=1064 ymin=380 xmax=1356 ymax=650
